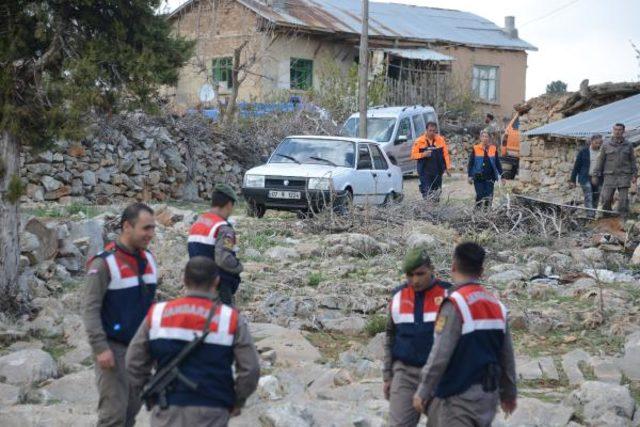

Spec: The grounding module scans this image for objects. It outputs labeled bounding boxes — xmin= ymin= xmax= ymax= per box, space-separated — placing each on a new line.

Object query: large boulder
xmin=259 ymin=403 xmax=314 ymax=427
xmin=405 ymin=232 xmax=437 ymax=249
xmin=325 ymin=234 xmax=384 ymax=257
xmin=265 ymin=247 xmax=300 ymax=261
xmin=40 ymin=369 xmax=97 ymax=405
xmin=487 ymin=270 xmax=525 ymax=284
xmin=0 ymin=349 xmax=58 ymax=385
xmin=493 ymin=397 xmax=573 ymax=427
xmin=24 ymin=218 xmax=58 ymax=261
xmin=250 ymin=323 xmax=321 ymax=367
xmin=0 ymin=404 xmax=96 ymax=427
xmin=618 ymin=331 xmax=640 ymax=381
xmin=68 ymin=219 xmax=105 ymax=261
xmin=0 ymin=383 xmax=20 ymax=407
xmin=565 ymin=381 xmax=636 ymax=423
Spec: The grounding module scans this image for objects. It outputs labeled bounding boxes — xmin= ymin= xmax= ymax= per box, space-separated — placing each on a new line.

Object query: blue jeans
xmin=473 ymin=179 xmax=495 ymax=208
xmin=419 ymin=174 xmax=443 ymax=201
xmin=580 ymin=181 xmax=600 ymax=216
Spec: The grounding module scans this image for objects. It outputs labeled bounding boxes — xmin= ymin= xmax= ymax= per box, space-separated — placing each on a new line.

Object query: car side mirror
xmin=395 ymin=135 xmax=408 ymax=145
xmin=261 ymin=155 xmax=269 ymax=163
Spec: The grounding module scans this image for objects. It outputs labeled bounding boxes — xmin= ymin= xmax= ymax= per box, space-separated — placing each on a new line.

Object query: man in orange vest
xmin=411 ymin=122 xmax=451 ymax=202
xmin=468 ymin=131 xmax=503 ymax=208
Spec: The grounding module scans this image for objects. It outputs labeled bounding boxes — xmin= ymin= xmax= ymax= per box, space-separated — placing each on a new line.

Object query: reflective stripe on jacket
xmin=435 ymin=283 xmax=506 ymax=398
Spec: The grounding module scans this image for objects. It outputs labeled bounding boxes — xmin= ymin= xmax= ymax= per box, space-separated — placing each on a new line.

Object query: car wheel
xmin=383 ymin=192 xmax=403 ymax=206
xmin=246 ymin=202 xmax=266 ymax=218
xmin=336 ymin=189 xmax=354 ymax=216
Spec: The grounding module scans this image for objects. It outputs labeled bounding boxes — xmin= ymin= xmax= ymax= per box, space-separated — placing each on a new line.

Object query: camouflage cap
xmin=403 ymin=246 xmax=433 ymax=275
xmin=213 ymin=183 xmax=238 ymax=203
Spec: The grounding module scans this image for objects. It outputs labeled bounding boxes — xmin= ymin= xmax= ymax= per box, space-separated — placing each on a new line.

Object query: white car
xmin=241 ymin=136 xmax=403 ymax=218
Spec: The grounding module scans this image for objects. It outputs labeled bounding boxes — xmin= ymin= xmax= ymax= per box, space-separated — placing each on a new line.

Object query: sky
xmin=163 ymin=0 xmax=640 ymax=99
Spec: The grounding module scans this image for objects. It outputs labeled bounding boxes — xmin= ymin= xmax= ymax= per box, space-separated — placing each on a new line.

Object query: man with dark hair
xmin=569 ymin=134 xmax=603 ymax=217
xmin=188 ymin=183 xmax=243 ymax=305
xmin=594 ymin=123 xmax=637 ymax=216
xmin=384 ymin=247 xmax=451 ymax=426
xmin=83 ymin=203 xmax=157 ymax=427
xmin=126 ymin=256 xmax=260 ymax=426
xmin=484 ymin=113 xmax=500 ymax=145
xmin=411 ymin=122 xmax=451 ymax=201
xmin=413 ymin=242 xmax=517 ymax=426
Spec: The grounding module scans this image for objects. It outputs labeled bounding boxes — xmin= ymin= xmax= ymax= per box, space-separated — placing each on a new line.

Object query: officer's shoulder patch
xmin=222 ymin=234 xmax=235 ymax=250
xmin=434 ymin=315 xmax=447 ymax=334
xmin=434 ymin=296 xmax=444 ymax=307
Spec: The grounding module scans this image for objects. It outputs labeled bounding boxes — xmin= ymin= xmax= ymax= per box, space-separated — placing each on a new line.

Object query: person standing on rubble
xmin=569 ymin=134 xmax=603 ymax=217
xmin=411 ymin=122 xmax=452 ymax=202
xmin=383 ymin=247 xmax=451 ymax=427
xmin=468 ymin=130 xmax=503 ymax=209
xmin=188 ymin=183 xmax=243 ymax=305
xmin=412 ymin=242 xmax=517 ymax=426
xmin=83 ymin=203 xmax=158 ymax=427
xmin=594 ymin=123 xmax=638 ymax=216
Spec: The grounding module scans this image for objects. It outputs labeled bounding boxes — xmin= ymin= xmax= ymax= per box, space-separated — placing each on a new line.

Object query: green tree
xmin=546 ymin=80 xmax=568 ymax=95
xmin=0 ymin=1 xmax=194 ymax=314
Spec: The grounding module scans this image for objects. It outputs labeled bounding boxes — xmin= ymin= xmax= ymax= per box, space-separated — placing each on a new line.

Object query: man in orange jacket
xmin=411 ymin=122 xmax=451 ymax=201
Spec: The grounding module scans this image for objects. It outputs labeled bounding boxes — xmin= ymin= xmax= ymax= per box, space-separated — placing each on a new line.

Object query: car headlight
xmin=308 ymin=177 xmax=331 ymax=191
xmin=244 ymin=175 xmax=265 ymax=188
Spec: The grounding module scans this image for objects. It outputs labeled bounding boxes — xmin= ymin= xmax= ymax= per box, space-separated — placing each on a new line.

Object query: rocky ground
xmin=1 ymin=176 xmax=640 ymax=426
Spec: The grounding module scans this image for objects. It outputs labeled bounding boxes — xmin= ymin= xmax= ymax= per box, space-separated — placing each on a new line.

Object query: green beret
xmin=403 ymin=246 xmax=432 ymax=274
xmin=213 ymin=183 xmax=238 ymax=203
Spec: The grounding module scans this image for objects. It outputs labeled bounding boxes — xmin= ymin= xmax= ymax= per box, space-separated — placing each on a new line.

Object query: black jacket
xmin=570 ymin=146 xmax=593 ymax=185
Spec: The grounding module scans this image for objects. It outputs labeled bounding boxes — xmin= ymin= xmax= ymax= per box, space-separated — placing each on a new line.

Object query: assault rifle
xmin=140 ymin=302 xmax=217 ymax=410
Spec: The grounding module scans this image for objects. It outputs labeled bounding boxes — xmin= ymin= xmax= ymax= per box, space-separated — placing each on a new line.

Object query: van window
xmin=422 ymin=112 xmax=437 ymax=130
xmin=341 ymin=117 xmax=396 ymax=142
xmin=398 ymin=117 xmax=413 ymax=140
xmin=370 ymin=145 xmax=389 ymax=170
xmin=413 ymin=114 xmax=426 ymax=135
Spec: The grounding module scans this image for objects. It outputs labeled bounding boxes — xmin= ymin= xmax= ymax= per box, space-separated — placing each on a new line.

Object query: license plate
xmin=268 ymin=190 xmax=301 ymax=200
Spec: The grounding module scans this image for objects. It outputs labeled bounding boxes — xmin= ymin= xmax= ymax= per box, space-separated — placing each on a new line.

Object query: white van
xmin=341 ymin=105 xmax=439 ymax=175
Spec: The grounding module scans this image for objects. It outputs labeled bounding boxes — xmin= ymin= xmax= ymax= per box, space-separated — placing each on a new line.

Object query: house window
xmin=212 ymin=57 xmax=233 ymax=89
xmin=472 ymin=65 xmax=498 ymax=102
xmin=290 ymin=58 xmax=313 ymax=90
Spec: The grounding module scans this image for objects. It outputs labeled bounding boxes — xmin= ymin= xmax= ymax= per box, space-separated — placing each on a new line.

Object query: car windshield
xmin=270 ymin=138 xmax=355 ymax=168
xmin=341 ymin=117 xmax=396 ymax=142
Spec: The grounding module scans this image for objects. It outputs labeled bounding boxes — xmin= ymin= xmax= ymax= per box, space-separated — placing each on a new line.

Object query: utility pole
xmin=358 ymin=0 xmax=369 ymax=138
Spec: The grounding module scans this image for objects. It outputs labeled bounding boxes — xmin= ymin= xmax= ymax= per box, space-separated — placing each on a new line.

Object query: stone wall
xmin=517 ymin=137 xmax=582 ymax=202
xmin=19 ymin=110 xmax=335 ymax=205
xmin=517 ymin=137 xmax=640 ymax=203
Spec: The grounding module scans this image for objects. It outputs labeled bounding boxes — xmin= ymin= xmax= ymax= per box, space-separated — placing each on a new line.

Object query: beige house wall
xmin=167 ymin=0 xmax=528 ymax=116
xmin=168 ymin=0 xmax=357 ymax=109
xmin=435 ymin=45 xmax=528 ymax=119
xmin=168 ymin=0 xmax=267 ymax=108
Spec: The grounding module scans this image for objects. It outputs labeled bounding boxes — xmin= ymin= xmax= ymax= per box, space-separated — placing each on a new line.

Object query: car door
xmin=395 ymin=116 xmax=414 ymax=173
xmin=369 ymin=144 xmax=394 ymax=201
xmin=352 ymin=143 xmax=378 ymax=206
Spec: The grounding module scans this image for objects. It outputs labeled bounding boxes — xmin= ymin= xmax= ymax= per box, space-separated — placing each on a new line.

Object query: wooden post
xmin=358 ymin=0 xmax=369 ymax=138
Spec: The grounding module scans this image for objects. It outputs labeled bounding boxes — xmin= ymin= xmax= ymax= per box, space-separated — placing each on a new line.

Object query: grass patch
xmin=364 ymin=314 xmax=387 ymax=337
xmin=304 ymin=330 xmax=367 ymax=362
xmin=307 ymin=272 xmax=323 ymax=287
xmin=43 ymin=342 xmax=72 ymax=361
xmin=25 ymin=202 xmax=102 ymax=218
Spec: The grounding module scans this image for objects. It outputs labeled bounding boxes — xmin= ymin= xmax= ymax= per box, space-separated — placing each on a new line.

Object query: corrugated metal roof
xmin=170 ymin=0 xmax=537 ymax=51
xmin=383 ymin=48 xmax=454 ymax=62
xmin=525 ymin=94 xmax=640 ymax=142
